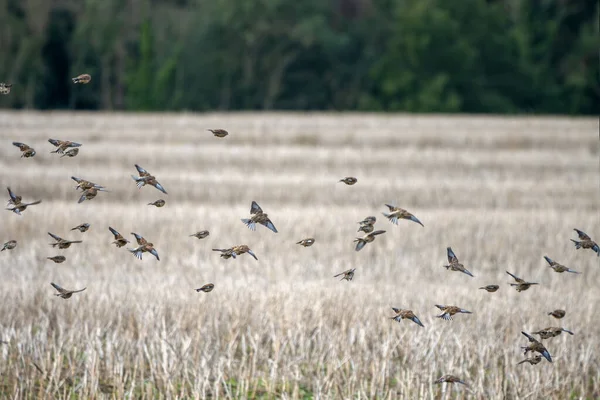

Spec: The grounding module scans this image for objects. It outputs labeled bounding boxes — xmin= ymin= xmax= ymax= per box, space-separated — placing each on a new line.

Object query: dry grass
xmin=0 ymin=111 xmax=598 ymax=399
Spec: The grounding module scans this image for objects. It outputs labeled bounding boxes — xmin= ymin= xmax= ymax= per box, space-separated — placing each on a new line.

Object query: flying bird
xmin=51 ymin=282 xmax=86 ymax=299
xmin=6 ymin=200 xmax=41 ymax=215
xmin=212 ymin=245 xmax=257 ymax=260
xmin=521 ymin=331 xmax=552 ymax=362
xmin=506 ymin=271 xmax=538 ymax=292
xmin=333 ymin=268 xmax=355 ymax=281
xmin=131 ymin=164 xmax=167 ymax=194
xmin=71 ymin=223 xmax=90 ymax=233
xmin=443 ymin=247 xmax=474 ymax=277
xmin=532 ymin=327 xmax=574 ymax=340
xmin=60 ymin=148 xmax=79 ymax=158
xmin=434 ymin=375 xmax=468 ymax=386
xmin=570 ymin=229 xmax=599 ymax=256
xmin=241 ymin=201 xmax=277 ymax=233
xmin=354 ymin=230 xmax=386 ymax=252
xmin=109 ymin=227 xmax=129 ymax=248
xmin=548 ymin=309 xmax=566 ymax=319
xmin=297 ymin=238 xmax=315 ymax=247
xmin=208 ymin=129 xmax=228 ymax=138
xmin=148 ymin=199 xmax=166 ymax=208
xmin=48 ymin=232 xmax=82 ymax=249
xmin=339 ymin=177 xmax=357 ymax=185
xmin=195 ymin=283 xmax=215 ymax=293
xmin=190 ymin=231 xmax=210 ymax=239
xmin=78 ymin=187 xmax=105 ymax=204
xmin=71 ymin=74 xmax=91 ymax=84
xmin=6 ymin=187 xmax=21 ymax=206
xmin=12 ymin=142 xmax=36 ymax=158
xmin=543 ymin=256 xmax=580 ymax=274
xmin=435 ymin=305 xmax=472 ymax=321
xmin=382 ymin=204 xmax=424 ymax=227
xmin=48 ymin=139 xmax=82 ymax=154
xmin=47 ymin=256 xmax=66 ymax=263
xmin=71 ymin=176 xmax=106 ymax=192
xmin=479 ymin=285 xmax=499 ymax=292
xmin=128 ymin=233 xmax=160 ymax=260
xmin=1 ymin=240 xmax=17 ymax=251
xmin=390 ymin=307 xmax=424 ymax=327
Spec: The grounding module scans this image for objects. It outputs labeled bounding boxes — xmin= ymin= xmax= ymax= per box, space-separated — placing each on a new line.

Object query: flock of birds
xmin=2 ymin=74 xmax=599 ymax=391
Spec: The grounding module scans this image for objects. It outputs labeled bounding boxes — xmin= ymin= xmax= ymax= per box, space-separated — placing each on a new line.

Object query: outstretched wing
xmin=260 ymin=218 xmax=278 ymax=233
xmin=447 ymin=247 xmax=459 ymax=264
xmin=48 ymin=139 xmax=62 ymax=147
xmin=250 ymin=201 xmax=263 ymax=215
xmin=135 ymin=164 xmax=150 ymax=177
xmin=48 ymin=232 xmax=62 ymax=241
xmin=574 ymin=229 xmax=591 ymax=241
xmin=7 ymin=187 xmax=17 ymax=202
xmin=50 ymin=282 xmax=67 ymax=294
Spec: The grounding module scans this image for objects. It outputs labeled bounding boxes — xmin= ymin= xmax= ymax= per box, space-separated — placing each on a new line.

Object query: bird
xmin=435 ymin=305 xmax=472 ymax=321
xmin=1 ymin=240 xmax=17 ymax=251
xmin=131 ymin=164 xmax=167 ymax=194
xmin=354 ymin=230 xmax=386 ymax=252
xmin=12 ymin=142 xmax=36 ymax=158
xmin=532 ymin=327 xmax=574 ymax=340
xmin=71 ymin=176 xmax=107 ymax=192
xmin=208 ymin=129 xmax=228 ymax=138
xmin=297 ymin=238 xmax=315 ymax=247
xmin=506 ymin=271 xmax=538 ymax=292
xmin=0 ymin=82 xmax=12 ymax=94
xmin=195 ymin=283 xmax=215 ymax=293
xmin=479 ymin=285 xmax=499 ymax=292
xmin=78 ymin=187 xmax=104 ymax=204
xmin=390 ymin=307 xmax=424 ymax=327
xmin=517 ymin=355 xmax=543 ymax=366
xmin=71 ymin=74 xmax=91 ymax=84
xmin=357 ymin=223 xmax=375 ymax=234
xmin=47 ymin=256 xmax=66 ymax=263
xmin=6 ymin=187 xmax=21 ymax=207
xmin=339 ymin=177 xmax=357 ymax=185
xmin=382 ymin=204 xmax=424 ymax=227
xmin=51 ymin=282 xmax=86 ymax=299
xmin=190 ymin=231 xmax=210 ymax=239
xmin=333 ymin=268 xmax=355 ymax=281
xmin=521 ymin=331 xmax=552 ymax=362
xmin=109 ymin=227 xmax=129 ymax=248
xmin=60 ymin=148 xmax=79 ymax=158
xmin=148 ymin=199 xmax=166 ymax=207
xmin=443 ymin=247 xmax=474 ymax=277
xmin=212 ymin=245 xmax=258 ymax=260
xmin=48 ymin=139 xmax=82 ymax=154
xmin=358 ymin=216 xmax=376 ymax=226
xmin=128 ymin=233 xmax=160 ymax=260
xmin=48 ymin=232 xmax=82 ymax=249
xmin=548 ymin=309 xmax=566 ymax=319
xmin=434 ymin=375 xmax=468 ymax=386
xmin=241 ymin=201 xmax=277 ymax=233
xmin=571 ymin=229 xmax=599 ymax=256
xmin=71 ymin=223 xmax=90 ymax=233
xmin=6 ymin=200 xmax=42 ymax=215
xmin=543 ymin=256 xmax=580 ymax=274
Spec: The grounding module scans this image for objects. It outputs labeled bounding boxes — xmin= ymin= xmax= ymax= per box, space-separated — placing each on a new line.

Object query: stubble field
xmin=0 ymin=111 xmax=598 ymax=399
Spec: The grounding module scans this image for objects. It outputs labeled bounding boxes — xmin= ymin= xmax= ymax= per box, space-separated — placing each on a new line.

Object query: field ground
xmin=0 ymin=111 xmax=598 ymax=399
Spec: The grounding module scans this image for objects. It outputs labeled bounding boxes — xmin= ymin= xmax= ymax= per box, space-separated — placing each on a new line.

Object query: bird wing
xmin=50 ymin=282 xmax=67 ymax=294
xmin=48 ymin=139 xmax=62 ymax=147
xmin=574 ymin=229 xmax=591 ymax=240
xmin=260 ymin=218 xmax=278 ymax=233
xmin=7 ymin=187 xmax=17 ymax=202
xmin=250 ymin=201 xmax=263 ymax=215
xmin=48 ymin=232 xmax=62 ymax=241
xmin=447 ymin=247 xmax=459 ymax=264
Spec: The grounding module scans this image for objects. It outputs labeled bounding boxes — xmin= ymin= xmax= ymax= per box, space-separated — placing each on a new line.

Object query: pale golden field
xmin=0 ymin=111 xmax=599 ymax=399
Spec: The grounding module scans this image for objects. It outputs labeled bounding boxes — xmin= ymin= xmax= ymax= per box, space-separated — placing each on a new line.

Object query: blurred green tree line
xmin=0 ymin=0 xmax=597 ymax=114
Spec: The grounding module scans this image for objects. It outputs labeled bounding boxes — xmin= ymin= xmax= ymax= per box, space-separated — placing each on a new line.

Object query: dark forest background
xmin=0 ymin=0 xmax=598 ymax=114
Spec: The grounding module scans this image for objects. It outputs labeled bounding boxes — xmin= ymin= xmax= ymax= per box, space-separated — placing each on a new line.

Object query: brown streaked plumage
xmin=71 ymin=74 xmax=91 ymax=84
xmin=1 ymin=240 xmax=17 ymax=251
xmin=71 ymin=223 xmax=90 ymax=233
xmin=190 ymin=231 xmax=210 ymax=239
xmin=109 ymin=227 xmax=129 ymax=248
xmin=131 ymin=164 xmax=167 ymax=194
xmin=521 ymin=331 xmax=552 ymax=362
xmin=48 ymin=139 xmax=82 ymax=154
xmin=51 ymin=282 xmax=86 ymax=299
xmin=71 ymin=176 xmax=106 ymax=192
xmin=357 ymin=223 xmax=374 ymax=234
xmin=128 ymin=233 xmax=160 ymax=260
xmin=354 ymin=230 xmax=386 ymax=252
xmin=443 ymin=247 xmax=474 ymax=277
xmin=6 ymin=200 xmax=42 ymax=215
xmin=382 ymin=204 xmax=424 ymax=227
xmin=297 ymin=238 xmax=315 ymax=247
xmin=506 ymin=271 xmax=538 ymax=292
xmin=195 ymin=283 xmax=214 ymax=293
xmin=60 ymin=148 xmax=79 ymax=158
xmin=390 ymin=307 xmax=424 ymax=327
xmin=571 ymin=229 xmax=599 ymax=256
xmin=212 ymin=245 xmax=258 ymax=260
xmin=6 ymin=187 xmax=21 ymax=207
xmin=0 ymin=82 xmax=12 ymax=94
xmin=339 ymin=177 xmax=357 ymax=185
xmin=333 ymin=268 xmax=355 ymax=281
xmin=517 ymin=355 xmax=543 ymax=365
xmin=543 ymin=256 xmax=580 ymax=274
xmin=358 ymin=216 xmax=376 ymax=226
xmin=208 ymin=129 xmax=228 ymax=138
xmin=47 ymin=255 xmax=66 ymax=263
xmin=479 ymin=285 xmax=499 ymax=292
xmin=148 ymin=199 xmax=166 ymax=207
xmin=532 ymin=327 xmax=574 ymax=340
xmin=78 ymin=187 xmax=103 ymax=204
xmin=434 ymin=375 xmax=468 ymax=386
xmin=241 ymin=201 xmax=277 ymax=233
xmin=48 ymin=232 xmax=82 ymax=249
xmin=12 ymin=142 xmax=36 ymax=158
xmin=435 ymin=304 xmax=472 ymax=321
xmin=548 ymin=309 xmax=566 ymax=319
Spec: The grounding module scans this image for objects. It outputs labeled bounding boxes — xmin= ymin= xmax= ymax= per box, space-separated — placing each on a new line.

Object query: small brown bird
xmin=0 ymin=82 xmax=12 ymax=94
xmin=517 ymin=355 xmax=543 ymax=366
xmin=532 ymin=327 xmax=574 ymax=340
xmin=208 ymin=129 xmax=228 ymax=138
xmin=357 ymin=216 xmax=376 ymax=233
xmin=434 ymin=375 xmax=468 ymax=386
xmin=333 ymin=268 xmax=355 ymax=281
xmin=1 ymin=240 xmax=17 ymax=251
xmin=358 ymin=216 xmax=376 ymax=226
xmin=51 ymin=282 xmax=86 ymax=299
xmin=48 ymin=139 xmax=82 ymax=154
xmin=435 ymin=305 xmax=472 ymax=321
xmin=71 ymin=74 xmax=91 ymax=84
xmin=48 ymin=232 xmax=82 ymax=249
xmin=6 ymin=200 xmax=42 ymax=215
xmin=212 ymin=245 xmax=257 ymax=260
xmin=109 ymin=227 xmax=129 ymax=248
xmin=12 ymin=142 xmax=36 ymax=158
xmin=479 ymin=285 xmax=499 ymax=292
xmin=71 ymin=223 xmax=90 ymax=233
xmin=571 ymin=229 xmax=599 ymax=256
xmin=354 ymin=230 xmax=386 ymax=252
xmin=60 ymin=148 xmax=79 ymax=158
xmin=357 ymin=224 xmax=374 ymax=234
xmin=521 ymin=331 xmax=552 ymax=362
xmin=71 ymin=176 xmax=106 ymax=192
xmin=506 ymin=271 xmax=538 ymax=292
xmin=390 ymin=307 xmax=424 ymax=327
xmin=382 ymin=204 xmax=424 ymax=227
xmin=543 ymin=256 xmax=580 ymax=274
xmin=443 ymin=247 xmax=474 ymax=277
xmin=47 ymin=256 xmax=66 ymax=263
xmin=6 ymin=187 xmax=21 ymax=207
xmin=128 ymin=233 xmax=159 ymax=260
xmin=131 ymin=164 xmax=167 ymax=194
xmin=241 ymin=201 xmax=277 ymax=233
xmin=78 ymin=187 xmax=105 ymax=204
xmin=548 ymin=309 xmax=566 ymax=319
xmin=148 ymin=199 xmax=166 ymax=207
xmin=190 ymin=231 xmax=210 ymax=239
xmin=297 ymin=238 xmax=315 ymax=247
xmin=339 ymin=177 xmax=357 ymax=185
xmin=195 ymin=283 xmax=215 ymax=293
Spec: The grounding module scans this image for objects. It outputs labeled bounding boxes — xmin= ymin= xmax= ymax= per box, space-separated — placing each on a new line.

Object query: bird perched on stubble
xmin=241 ymin=201 xmax=277 ymax=233
xmin=479 ymin=285 xmax=499 ymax=292
xmin=109 ymin=227 xmax=129 ymax=248
xmin=354 ymin=230 xmax=386 ymax=252
xmin=128 ymin=233 xmax=160 ymax=260
xmin=434 ymin=375 xmax=468 ymax=386
xmin=1 ymin=240 xmax=17 ymax=251
xmin=333 ymin=268 xmax=355 ymax=281
xmin=208 ymin=129 xmax=228 ymax=138
xmin=195 ymin=283 xmax=214 ymax=293
xmin=390 ymin=307 xmax=424 ymax=327
xmin=506 ymin=271 xmax=538 ymax=292
xmin=131 ymin=164 xmax=167 ymax=194
xmin=71 ymin=74 xmax=91 ymax=84
xmin=297 ymin=238 xmax=315 ymax=247
xmin=571 ymin=229 xmax=599 ymax=256
xmin=548 ymin=309 xmax=566 ymax=319
xmin=48 ymin=232 xmax=82 ymax=249
xmin=6 ymin=200 xmax=41 ymax=215
xmin=517 ymin=355 xmax=543 ymax=366
xmin=148 ymin=199 xmax=165 ymax=208
xmin=521 ymin=331 xmax=552 ymax=362
xmin=435 ymin=304 xmax=472 ymax=321
xmin=212 ymin=245 xmax=258 ymax=260
xmin=47 ymin=256 xmax=66 ymax=263
xmin=532 ymin=327 xmax=574 ymax=340
xmin=71 ymin=223 xmax=90 ymax=233
xmin=60 ymin=148 xmax=79 ymax=158
xmin=48 ymin=139 xmax=82 ymax=154
xmin=12 ymin=142 xmax=36 ymax=158
xmin=543 ymin=256 xmax=580 ymax=274
xmin=443 ymin=247 xmax=474 ymax=277
xmin=0 ymin=82 xmax=12 ymax=94
xmin=51 ymin=282 xmax=86 ymax=299
xmin=382 ymin=204 xmax=424 ymax=227
xmin=190 ymin=231 xmax=210 ymax=239
xmin=339 ymin=177 xmax=357 ymax=185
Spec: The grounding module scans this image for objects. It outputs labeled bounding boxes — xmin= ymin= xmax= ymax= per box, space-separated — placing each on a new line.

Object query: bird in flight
xmin=479 ymin=285 xmax=499 ymax=292
xmin=71 ymin=223 xmax=90 ymax=233
xmin=354 ymin=230 xmax=386 ymax=252
xmin=48 ymin=232 xmax=82 ymax=249
xmin=12 ymin=142 xmax=36 ymax=158
xmin=297 ymin=238 xmax=315 ymax=247
xmin=128 ymin=233 xmax=160 ymax=260
xmin=131 ymin=164 xmax=168 ymax=194
xmin=520 ymin=331 xmax=552 ymax=362
xmin=48 ymin=139 xmax=82 ymax=154
xmin=339 ymin=177 xmax=357 ymax=185
xmin=51 ymin=282 xmax=86 ymax=299
xmin=382 ymin=204 xmax=424 ymax=227
xmin=570 ymin=229 xmax=599 ymax=256
xmin=1 ymin=240 xmax=17 ymax=251
xmin=435 ymin=305 xmax=472 ymax=321
xmin=195 ymin=283 xmax=215 ymax=293
xmin=506 ymin=271 xmax=538 ymax=292
xmin=443 ymin=247 xmax=474 ymax=277
xmin=109 ymin=227 xmax=129 ymax=248
xmin=208 ymin=129 xmax=228 ymax=138
xmin=543 ymin=256 xmax=580 ymax=274
xmin=212 ymin=245 xmax=258 ymax=260
xmin=333 ymin=268 xmax=355 ymax=281
xmin=390 ymin=307 xmax=424 ymax=327
xmin=72 ymin=74 xmax=91 ymax=84
xmin=190 ymin=231 xmax=210 ymax=239
xmin=241 ymin=201 xmax=277 ymax=233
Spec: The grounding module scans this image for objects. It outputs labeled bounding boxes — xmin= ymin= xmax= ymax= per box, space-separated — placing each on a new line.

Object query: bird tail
xmin=570 ymin=239 xmax=581 ymax=249
xmin=241 ymin=218 xmax=256 ymax=231
xmin=128 ymin=248 xmax=142 ymax=260
xmin=382 ymin=212 xmax=398 ymax=225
